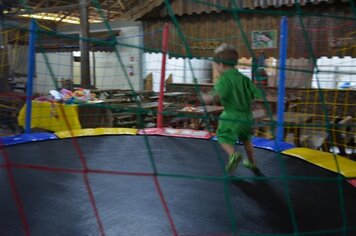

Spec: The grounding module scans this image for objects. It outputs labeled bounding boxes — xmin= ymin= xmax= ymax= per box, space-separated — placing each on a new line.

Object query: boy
xmin=202 ymin=43 xmax=261 ymax=174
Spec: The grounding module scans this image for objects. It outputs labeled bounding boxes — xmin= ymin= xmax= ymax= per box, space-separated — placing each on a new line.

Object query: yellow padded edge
xmin=282 ymin=148 xmax=356 ymax=178
xmin=55 ymin=128 xmax=138 ymax=139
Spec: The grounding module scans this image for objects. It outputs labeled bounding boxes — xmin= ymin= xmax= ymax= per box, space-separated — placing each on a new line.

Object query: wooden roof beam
xmin=15 ymin=4 xmax=79 ymax=15
xmin=57 ymin=11 xmax=73 ymax=23
xmin=117 ymin=0 xmax=126 ymax=10
xmin=35 ymin=0 xmax=48 ymax=8
xmin=88 ymin=6 xmax=120 ymax=14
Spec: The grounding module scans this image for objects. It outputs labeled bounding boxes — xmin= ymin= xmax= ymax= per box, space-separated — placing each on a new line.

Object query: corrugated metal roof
xmin=143 ymin=1 xmax=355 ymax=59
xmin=6 ymin=0 xmax=143 ymax=23
xmin=252 ymin=0 xmax=333 ymax=9
xmin=152 ymin=0 xmax=350 ymax=18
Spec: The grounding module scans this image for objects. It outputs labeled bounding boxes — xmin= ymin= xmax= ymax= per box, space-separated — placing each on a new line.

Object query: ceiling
xmin=1 ymin=0 xmax=156 ymax=25
xmin=2 ymin=0 xmax=349 ymax=26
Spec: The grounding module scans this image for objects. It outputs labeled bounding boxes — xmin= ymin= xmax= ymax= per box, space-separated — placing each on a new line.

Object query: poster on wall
xmin=252 ymin=30 xmax=277 ymax=49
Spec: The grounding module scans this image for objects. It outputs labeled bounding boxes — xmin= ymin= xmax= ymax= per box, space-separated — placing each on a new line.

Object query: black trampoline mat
xmin=1 ymin=135 xmax=356 ymax=236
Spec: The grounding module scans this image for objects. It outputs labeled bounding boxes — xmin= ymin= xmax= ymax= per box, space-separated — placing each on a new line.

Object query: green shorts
xmin=217 ymin=111 xmax=253 ymax=145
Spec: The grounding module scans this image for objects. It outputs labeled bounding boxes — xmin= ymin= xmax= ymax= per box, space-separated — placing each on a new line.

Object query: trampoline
xmin=1 ymin=135 xmax=356 ymax=235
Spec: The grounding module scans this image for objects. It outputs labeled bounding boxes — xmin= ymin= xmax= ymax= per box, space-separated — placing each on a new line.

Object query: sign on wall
xmin=329 ymin=37 xmax=355 ymax=48
xmin=251 ymin=30 xmax=277 ymax=49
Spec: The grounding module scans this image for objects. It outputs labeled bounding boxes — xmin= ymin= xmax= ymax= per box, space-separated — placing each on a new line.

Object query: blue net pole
xmin=277 ymin=16 xmax=288 ymax=144
xmin=25 ymin=19 xmax=37 ymax=134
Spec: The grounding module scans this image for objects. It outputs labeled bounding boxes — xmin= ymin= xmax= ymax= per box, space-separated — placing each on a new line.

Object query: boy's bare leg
xmin=243 ymin=140 xmax=256 ymax=165
xmin=220 ymin=143 xmax=235 ymax=156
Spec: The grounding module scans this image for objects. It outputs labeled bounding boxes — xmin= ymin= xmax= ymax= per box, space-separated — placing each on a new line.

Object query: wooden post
xmin=0 ymin=25 xmax=10 ymax=92
xmin=92 ymin=50 xmax=96 ymax=88
xmin=79 ymin=0 xmax=91 ymax=88
xmin=157 ymin=23 xmax=169 ymax=128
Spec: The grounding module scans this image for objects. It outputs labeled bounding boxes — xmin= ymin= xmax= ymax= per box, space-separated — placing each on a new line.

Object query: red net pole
xmin=157 ymin=23 xmax=169 ymax=128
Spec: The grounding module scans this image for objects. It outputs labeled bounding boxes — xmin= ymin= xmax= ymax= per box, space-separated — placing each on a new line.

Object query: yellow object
xmin=18 ymin=101 xmax=81 ymax=132
xmin=282 ymin=148 xmax=356 ymax=178
xmin=55 ymin=128 xmax=138 ymax=138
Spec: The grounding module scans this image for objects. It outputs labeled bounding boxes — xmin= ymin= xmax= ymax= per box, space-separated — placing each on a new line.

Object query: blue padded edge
xmin=211 ymin=136 xmax=295 ymax=152
xmin=252 ymin=137 xmax=295 ymax=152
xmin=0 ymin=133 xmax=58 ymax=146
xmin=211 ymin=135 xmax=243 ymax=144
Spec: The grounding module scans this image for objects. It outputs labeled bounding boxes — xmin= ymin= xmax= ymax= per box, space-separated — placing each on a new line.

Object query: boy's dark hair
xmin=213 ymin=43 xmax=238 ymax=66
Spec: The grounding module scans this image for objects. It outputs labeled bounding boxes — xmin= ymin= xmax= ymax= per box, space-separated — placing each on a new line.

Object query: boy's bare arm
xmin=201 ymin=91 xmax=220 ymax=105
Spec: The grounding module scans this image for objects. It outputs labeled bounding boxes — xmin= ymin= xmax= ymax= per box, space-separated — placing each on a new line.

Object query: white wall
xmin=30 ymin=51 xmax=356 ymax=93
xmin=312 ymin=57 xmax=356 ymax=89
xmin=145 ymin=53 xmax=212 ymax=92
xmin=34 ymin=22 xmax=143 ymax=93
xmin=34 ymin=52 xmax=72 ymax=94
xmin=93 ymin=26 xmax=142 ymax=90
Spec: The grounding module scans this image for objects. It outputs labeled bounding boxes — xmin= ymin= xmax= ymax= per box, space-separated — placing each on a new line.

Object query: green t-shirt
xmin=214 ymin=68 xmax=261 ymax=115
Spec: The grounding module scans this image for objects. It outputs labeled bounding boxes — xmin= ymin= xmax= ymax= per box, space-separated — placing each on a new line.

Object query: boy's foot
xmin=243 ymin=159 xmax=260 ymax=173
xmin=225 ymin=152 xmax=242 ymax=174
